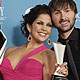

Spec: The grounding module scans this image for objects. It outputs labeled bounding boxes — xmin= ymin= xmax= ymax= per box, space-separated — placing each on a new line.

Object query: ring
xmin=63 ymin=71 xmax=67 ymax=74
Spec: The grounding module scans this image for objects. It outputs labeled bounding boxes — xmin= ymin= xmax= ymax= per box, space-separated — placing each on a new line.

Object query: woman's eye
xmin=37 ymin=21 xmax=43 ymax=25
xmin=46 ymin=23 xmax=52 ymax=27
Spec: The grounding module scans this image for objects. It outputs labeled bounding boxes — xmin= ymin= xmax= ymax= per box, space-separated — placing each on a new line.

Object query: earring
xmin=28 ymin=34 xmax=32 ymax=41
xmin=47 ymin=38 xmax=51 ymax=45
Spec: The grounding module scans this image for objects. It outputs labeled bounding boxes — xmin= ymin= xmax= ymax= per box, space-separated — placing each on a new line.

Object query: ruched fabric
xmin=0 ymin=45 xmax=49 ymax=80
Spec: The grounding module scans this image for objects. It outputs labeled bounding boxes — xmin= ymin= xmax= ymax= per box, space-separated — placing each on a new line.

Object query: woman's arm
xmin=43 ymin=50 xmax=56 ymax=80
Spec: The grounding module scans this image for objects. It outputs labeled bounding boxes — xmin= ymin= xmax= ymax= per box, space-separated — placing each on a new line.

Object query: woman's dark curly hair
xmin=21 ymin=4 xmax=53 ymax=38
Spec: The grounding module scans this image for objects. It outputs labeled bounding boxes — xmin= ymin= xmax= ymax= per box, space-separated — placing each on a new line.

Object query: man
xmin=49 ymin=0 xmax=80 ymax=80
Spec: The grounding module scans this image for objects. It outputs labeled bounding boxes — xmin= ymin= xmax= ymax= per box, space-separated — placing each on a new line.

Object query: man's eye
xmin=65 ymin=10 xmax=70 ymax=12
xmin=37 ymin=22 xmax=43 ymax=25
xmin=46 ymin=24 xmax=52 ymax=27
xmin=54 ymin=11 xmax=60 ymax=15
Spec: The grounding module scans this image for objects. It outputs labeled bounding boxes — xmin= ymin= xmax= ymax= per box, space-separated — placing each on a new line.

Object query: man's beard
xmin=58 ymin=25 xmax=74 ymax=33
xmin=53 ymin=18 xmax=76 ymax=33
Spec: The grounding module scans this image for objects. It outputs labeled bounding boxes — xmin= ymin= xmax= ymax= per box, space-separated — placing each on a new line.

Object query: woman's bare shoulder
xmin=4 ymin=46 xmax=18 ymax=58
xmin=40 ymin=49 xmax=56 ymax=62
xmin=42 ymin=49 xmax=55 ymax=57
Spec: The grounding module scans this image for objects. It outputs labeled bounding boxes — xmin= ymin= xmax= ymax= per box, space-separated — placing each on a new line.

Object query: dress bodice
xmin=0 ymin=45 xmax=49 ymax=80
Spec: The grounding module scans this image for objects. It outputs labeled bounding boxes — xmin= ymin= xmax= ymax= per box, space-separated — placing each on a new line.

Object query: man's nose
xmin=61 ymin=12 xmax=66 ymax=20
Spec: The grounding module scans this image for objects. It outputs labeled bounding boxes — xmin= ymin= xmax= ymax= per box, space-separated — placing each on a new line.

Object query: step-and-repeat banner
xmin=1 ymin=0 xmax=80 ymax=49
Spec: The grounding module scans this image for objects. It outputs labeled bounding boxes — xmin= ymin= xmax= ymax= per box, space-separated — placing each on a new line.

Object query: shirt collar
xmin=67 ymin=27 xmax=78 ymax=41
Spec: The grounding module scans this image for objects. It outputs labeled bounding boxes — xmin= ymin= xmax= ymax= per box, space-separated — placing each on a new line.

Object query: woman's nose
xmin=41 ymin=25 xmax=47 ymax=31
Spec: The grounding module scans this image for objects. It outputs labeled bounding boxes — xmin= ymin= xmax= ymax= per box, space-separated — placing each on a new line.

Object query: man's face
xmin=52 ymin=5 xmax=77 ymax=33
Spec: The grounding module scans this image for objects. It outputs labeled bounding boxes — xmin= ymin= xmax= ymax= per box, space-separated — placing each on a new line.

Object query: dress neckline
xmin=3 ymin=45 xmax=49 ymax=70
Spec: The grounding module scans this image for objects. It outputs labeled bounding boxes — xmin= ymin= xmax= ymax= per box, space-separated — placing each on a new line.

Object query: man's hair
xmin=49 ymin=0 xmax=78 ymax=14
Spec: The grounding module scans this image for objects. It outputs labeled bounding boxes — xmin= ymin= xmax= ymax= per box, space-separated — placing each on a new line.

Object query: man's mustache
xmin=59 ymin=20 xmax=70 ymax=23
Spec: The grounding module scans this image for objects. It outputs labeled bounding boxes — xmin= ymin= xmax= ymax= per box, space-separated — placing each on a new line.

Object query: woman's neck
xmin=25 ymin=40 xmax=44 ymax=49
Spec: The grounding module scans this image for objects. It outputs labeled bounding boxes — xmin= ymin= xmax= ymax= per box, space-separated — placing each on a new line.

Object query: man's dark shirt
xmin=51 ymin=27 xmax=80 ymax=80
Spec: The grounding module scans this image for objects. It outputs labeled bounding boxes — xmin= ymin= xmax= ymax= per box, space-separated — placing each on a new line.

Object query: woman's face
xmin=28 ymin=14 xmax=52 ymax=43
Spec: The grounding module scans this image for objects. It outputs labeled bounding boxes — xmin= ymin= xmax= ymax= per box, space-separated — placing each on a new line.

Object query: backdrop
xmin=1 ymin=0 xmax=80 ymax=50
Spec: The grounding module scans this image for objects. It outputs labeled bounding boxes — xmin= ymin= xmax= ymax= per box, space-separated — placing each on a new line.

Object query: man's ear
xmin=26 ymin=24 xmax=31 ymax=33
xmin=75 ymin=13 xmax=78 ymax=19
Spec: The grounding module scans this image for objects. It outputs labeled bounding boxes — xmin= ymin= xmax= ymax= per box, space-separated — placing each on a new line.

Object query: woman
xmin=0 ymin=4 xmax=67 ymax=80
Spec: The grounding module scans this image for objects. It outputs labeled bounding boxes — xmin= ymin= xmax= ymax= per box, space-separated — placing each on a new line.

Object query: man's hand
xmin=55 ymin=62 xmax=68 ymax=77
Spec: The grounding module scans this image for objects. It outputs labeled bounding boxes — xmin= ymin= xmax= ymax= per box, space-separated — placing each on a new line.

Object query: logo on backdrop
xmin=0 ymin=0 xmax=6 ymax=22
